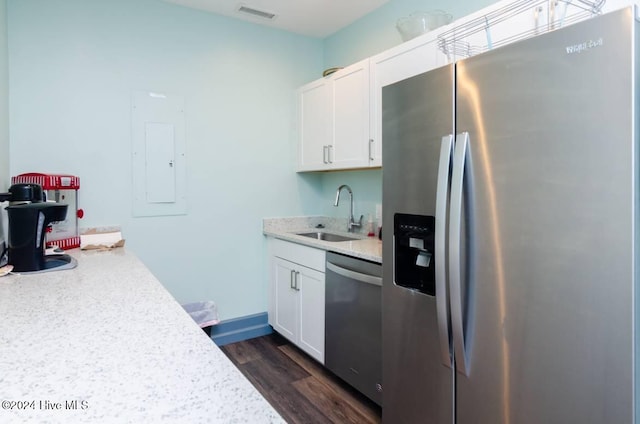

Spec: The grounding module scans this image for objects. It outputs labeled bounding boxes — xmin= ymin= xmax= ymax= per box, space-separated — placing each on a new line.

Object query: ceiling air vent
xmin=237 ymin=4 xmax=277 ymax=20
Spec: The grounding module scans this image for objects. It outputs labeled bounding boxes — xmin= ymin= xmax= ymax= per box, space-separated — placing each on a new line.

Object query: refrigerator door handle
xmin=450 ymin=131 xmax=470 ymax=376
xmin=435 ymin=134 xmax=454 ymax=367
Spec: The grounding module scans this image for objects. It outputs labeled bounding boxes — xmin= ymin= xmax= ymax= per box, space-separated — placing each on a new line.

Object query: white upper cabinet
xmin=298 ymin=78 xmax=331 ymax=171
xmin=297 ymin=0 xmax=608 ymax=172
xmin=297 ymin=36 xmax=442 ymax=172
xmin=297 ymin=59 xmax=373 ymax=172
xmin=331 ymin=59 xmax=371 ymax=169
xmin=370 ymin=34 xmax=440 ymax=168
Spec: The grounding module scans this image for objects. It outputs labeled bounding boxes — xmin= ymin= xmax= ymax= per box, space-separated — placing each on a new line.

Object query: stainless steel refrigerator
xmin=382 ymin=7 xmax=637 ymax=424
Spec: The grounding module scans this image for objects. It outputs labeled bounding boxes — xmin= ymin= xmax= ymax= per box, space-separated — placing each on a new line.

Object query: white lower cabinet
xmin=269 ymin=238 xmax=325 ymax=363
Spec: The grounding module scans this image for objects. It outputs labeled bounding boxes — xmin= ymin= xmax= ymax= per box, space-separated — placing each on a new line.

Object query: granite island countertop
xmin=263 ymin=216 xmax=382 ymax=263
xmin=0 ymin=249 xmax=283 ymax=424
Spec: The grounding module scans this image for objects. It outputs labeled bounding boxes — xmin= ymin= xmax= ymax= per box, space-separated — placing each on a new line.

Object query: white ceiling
xmin=162 ymin=0 xmax=390 ymax=38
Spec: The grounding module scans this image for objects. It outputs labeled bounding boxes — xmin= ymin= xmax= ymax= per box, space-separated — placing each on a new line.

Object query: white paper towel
xmin=80 ymin=231 xmax=125 ymax=250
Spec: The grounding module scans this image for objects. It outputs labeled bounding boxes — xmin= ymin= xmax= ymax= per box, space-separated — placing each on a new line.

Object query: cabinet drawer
xmin=272 ymin=238 xmax=325 ymax=272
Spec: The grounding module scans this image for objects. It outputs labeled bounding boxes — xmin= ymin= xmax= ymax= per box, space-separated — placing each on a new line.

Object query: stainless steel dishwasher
xmin=325 ymin=251 xmax=382 ymax=406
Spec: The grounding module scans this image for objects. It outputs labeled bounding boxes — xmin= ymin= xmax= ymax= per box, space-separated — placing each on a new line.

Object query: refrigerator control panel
xmin=394 ymin=213 xmax=435 ymax=296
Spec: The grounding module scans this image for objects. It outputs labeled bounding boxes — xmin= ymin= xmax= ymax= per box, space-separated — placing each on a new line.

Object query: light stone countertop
xmin=0 ymin=249 xmax=284 ymax=424
xmin=263 ymin=216 xmax=382 ymax=263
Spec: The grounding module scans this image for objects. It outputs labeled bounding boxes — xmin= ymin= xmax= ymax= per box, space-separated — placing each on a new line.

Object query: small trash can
xmin=182 ymin=301 xmax=219 ymax=337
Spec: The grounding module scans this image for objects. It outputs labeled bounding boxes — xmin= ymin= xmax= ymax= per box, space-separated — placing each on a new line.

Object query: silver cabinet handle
xmin=326 ymin=262 xmax=382 ymax=286
xmin=369 ymin=139 xmax=375 ymax=161
xmin=323 ymin=146 xmax=329 ymax=164
xmin=449 ymin=131 xmax=470 ymax=376
xmin=290 ymin=269 xmax=296 ymax=289
xmin=294 ymin=271 xmax=300 ymax=291
xmin=435 ymin=134 xmax=453 ymax=368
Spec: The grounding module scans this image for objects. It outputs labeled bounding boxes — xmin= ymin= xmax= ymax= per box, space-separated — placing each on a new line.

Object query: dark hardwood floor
xmin=221 ymin=332 xmax=382 ymax=424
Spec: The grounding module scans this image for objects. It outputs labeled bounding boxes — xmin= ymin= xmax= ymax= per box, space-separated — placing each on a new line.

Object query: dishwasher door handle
xmin=326 ymin=262 xmax=382 ymax=287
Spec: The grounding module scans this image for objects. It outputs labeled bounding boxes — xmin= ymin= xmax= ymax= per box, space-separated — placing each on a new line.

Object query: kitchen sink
xmin=296 ymin=231 xmax=359 ymax=242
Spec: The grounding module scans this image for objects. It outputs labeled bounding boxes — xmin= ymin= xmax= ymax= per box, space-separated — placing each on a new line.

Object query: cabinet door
xmin=330 ymin=59 xmax=370 ymax=169
xmin=272 ymin=257 xmax=298 ymax=343
xmin=297 ymin=266 xmax=325 ymax=364
xmin=370 ymin=38 xmax=439 ymax=168
xmin=298 ymin=78 xmax=331 ymax=171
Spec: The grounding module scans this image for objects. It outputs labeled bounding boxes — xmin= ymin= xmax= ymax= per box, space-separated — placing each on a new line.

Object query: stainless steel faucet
xmin=334 ymin=184 xmax=363 ymax=232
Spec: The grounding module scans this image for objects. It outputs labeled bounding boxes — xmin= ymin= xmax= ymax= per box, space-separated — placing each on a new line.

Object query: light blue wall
xmin=317 ymin=0 xmax=496 ymax=225
xmin=7 ymin=0 xmax=325 ymax=320
xmin=0 ymin=0 xmax=6 ymax=186
xmin=320 ymin=169 xmax=382 ymax=229
xmin=0 ymin=0 xmax=8 ymax=246
xmin=5 ymin=0 xmax=501 ymax=321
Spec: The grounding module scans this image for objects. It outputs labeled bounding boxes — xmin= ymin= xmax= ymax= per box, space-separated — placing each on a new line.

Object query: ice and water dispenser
xmin=394 ymin=213 xmax=436 ymax=296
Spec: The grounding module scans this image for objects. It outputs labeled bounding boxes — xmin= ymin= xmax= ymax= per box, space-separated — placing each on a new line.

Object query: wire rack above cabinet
xmin=437 ymin=0 xmax=606 ymax=61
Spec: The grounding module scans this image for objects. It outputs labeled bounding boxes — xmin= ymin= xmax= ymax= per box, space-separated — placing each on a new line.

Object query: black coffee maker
xmin=0 ymin=183 xmax=76 ymax=273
